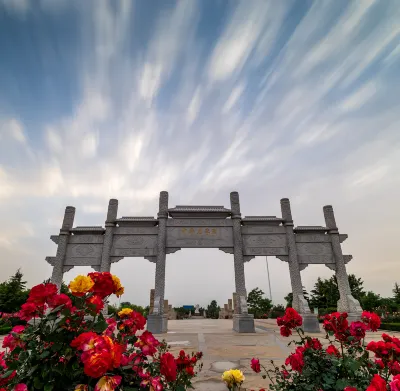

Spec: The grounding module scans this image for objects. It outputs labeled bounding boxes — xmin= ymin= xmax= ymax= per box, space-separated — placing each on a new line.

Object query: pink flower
xmin=391 ymin=375 xmax=400 ymax=391
xmin=250 ymin=358 xmax=261 ymax=373
xmin=14 ymin=385 xmax=28 ymax=391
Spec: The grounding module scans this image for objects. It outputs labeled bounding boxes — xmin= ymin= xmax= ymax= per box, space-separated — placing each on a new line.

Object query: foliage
xmin=247 ymin=288 xmax=272 ymax=319
xmin=380 ymin=323 xmax=400 ymax=331
xmin=249 ymin=308 xmax=400 ymax=391
xmin=361 ymin=291 xmax=382 ymax=311
xmin=207 ymin=300 xmax=220 ymax=319
xmin=269 ymin=305 xmax=285 ymax=319
xmin=284 ymin=288 xmax=309 ymax=308
xmin=393 ymin=283 xmax=400 ymax=303
xmin=0 ymin=270 xmax=29 ymax=314
xmin=309 ymin=274 xmax=365 ymax=310
xmin=0 ymin=272 xmax=202 ymax=391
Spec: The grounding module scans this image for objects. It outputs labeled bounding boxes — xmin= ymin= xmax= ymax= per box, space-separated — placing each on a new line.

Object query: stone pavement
xmin=2 ymin=320 xmax=399 ymax=390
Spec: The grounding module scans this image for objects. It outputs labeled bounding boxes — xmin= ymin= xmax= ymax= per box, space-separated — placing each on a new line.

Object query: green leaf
xmin=44 ymin=384 xmax=54 ymax=391
xmin=39 ymin=350 xmax=51 ymax=359
xmin=34 ymin=376 xmax=44 ymax=389
xmin=93 ymin=319 xmax=108 ymax=333
xmin=1 ymin=369 xmax=14 ymax=379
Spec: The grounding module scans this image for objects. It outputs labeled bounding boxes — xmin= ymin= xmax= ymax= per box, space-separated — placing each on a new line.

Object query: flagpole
xmin=266 ymin=256 xmax=273 ymax=301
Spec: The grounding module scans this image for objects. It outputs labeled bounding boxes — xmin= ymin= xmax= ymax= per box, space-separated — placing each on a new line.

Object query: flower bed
xmin=0 ymin=272 xmax=202 ymax=391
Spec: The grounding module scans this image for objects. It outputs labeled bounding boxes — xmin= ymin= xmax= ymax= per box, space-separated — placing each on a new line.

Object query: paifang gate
xmin=46 ymin=191 xmax=362 ymax=334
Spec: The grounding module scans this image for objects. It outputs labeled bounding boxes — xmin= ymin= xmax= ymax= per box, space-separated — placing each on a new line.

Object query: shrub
xmin=247 ymin=309 xmax=400 ymax=390
xmin=380 ymin=322 xmax=400 ymax=332
xmin=0 ymin=272 xmax=202 ymax=390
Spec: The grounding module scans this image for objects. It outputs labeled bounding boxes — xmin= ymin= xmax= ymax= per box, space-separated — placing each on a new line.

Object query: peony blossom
xmin=69 ymin=275 xmax=95 ymax=297
xmin=390 ymin=374 xmax=400 ymax=391
xmin=28 ymin=283 xmax=57 ymax=305
xmin=134 ymin=331 xmax=160 ymax=356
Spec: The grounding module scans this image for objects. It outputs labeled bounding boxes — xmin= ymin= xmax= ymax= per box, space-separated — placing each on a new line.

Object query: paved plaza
xmin=2 ymin=319 xmax=399 ymax=391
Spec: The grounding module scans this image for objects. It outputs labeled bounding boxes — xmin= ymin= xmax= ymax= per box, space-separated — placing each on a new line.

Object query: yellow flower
xmin=68 ymin=275 xmax=94 ymax=297
xmin=111 ymin=274 xmax=124 ymax=297
xmin=74 ymin=385 xmax=88 ymax=391
xmin=222 ymin=369 xmax=245 ymax=388
xmin=118 ymin=307 xmax=133 ymax=318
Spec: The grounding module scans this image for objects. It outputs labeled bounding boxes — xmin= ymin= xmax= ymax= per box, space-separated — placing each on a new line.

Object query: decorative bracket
xmin=110 ymin=257 xmax=124 ymax=264
xmin=50 ymin=235 xmax=59 ymax=245
xmin=166 ymin=247 xmax=181 ymax=254
xmin=63 ymin=266 xmax=74 ymax=273
xmin=219 ymin=248 xmax=234 ymax=254
xmin=276 ymin=255 xmax=289 ymax=262
xmin=299 ymin=264 xmax=308 ymax=271
xmin=243 ymin=256 xmax=255 ymax=263
xmin=145 ymin=256 xmax=157 ymax=263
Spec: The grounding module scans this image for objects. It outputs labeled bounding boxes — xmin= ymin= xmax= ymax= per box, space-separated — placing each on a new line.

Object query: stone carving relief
xmin=167 ymin=219 xmax=233 ymax=227
xmin=241 ymin=226 xmax=286 ymax=234
xmin=64 ymin=257 xmax=101 ymax=267
xmin=66 ymin=243 xmax=103 ymax=258
xmin=243 ymin=247 xmax=288 ymax=256
xmin=295 ymin=234 xmax=329 ymax=243
xmin=243 ymin=234 xmax=287 ymax=248
xmin=296 ymin=242 xmax=332 ymax=255
xmin=113 ymin=235 xmax=157 ymax=249
xmin=111 ymin=248 xmax=157 ymax=257
xmin=166 ymin=226 xmax=233 ymax=248
xmin=115 ymin=227 xmax=158 ymax=235
xmin=69 ymin=235 xmax=104 ymax=244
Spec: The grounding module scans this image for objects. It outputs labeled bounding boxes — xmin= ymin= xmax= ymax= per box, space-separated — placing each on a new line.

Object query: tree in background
xmin=309 ymin=274 xmax=365 ymax=310
xmin=393 ymin=282 xmax=400 ymax=305
xmin=0 ymin=269 xmax=29 ymax=314
xmin=361 ymin=291 xmax=382 ymax=311
xmin=284 ymin=288 xmax=309 ymax=308
xmin=207 ymin=300 xmax=220 ymax=319
xmin=247 ymin=287 xmax=272 ymax=318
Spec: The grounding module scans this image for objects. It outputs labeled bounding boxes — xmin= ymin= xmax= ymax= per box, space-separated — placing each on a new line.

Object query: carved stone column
xmin=147 ymin=191 xmax=168 ymax=334
xmin=323 ymin=205 xmax=362 ymax=322
xmin=100 ymin=199 xmax=118 ymax=272
xmin=51 ymin=206 xmax=75 ymax=290
xmin=99 ymin=199 xmax=118 ymax=315
xmin=281 ymin=199 xmax=319 ymax=332
xmin=230 ymin=191 xmax=255 ymax=333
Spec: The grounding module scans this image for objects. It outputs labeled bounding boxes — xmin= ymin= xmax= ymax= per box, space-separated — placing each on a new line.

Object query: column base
xmin=301 ymin=313 xmax=320 ymax=333
xmin=147 ymin=314 xmax=168 ymax=334
xmin=347 ymin=312 xmax=362 ymax=324
xmin=233 ymin=314 xmax=255 ymax=333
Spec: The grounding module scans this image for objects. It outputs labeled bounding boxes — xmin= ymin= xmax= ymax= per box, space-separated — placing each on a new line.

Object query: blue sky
xmin=0 ymin=0 xmax=399 ymax=307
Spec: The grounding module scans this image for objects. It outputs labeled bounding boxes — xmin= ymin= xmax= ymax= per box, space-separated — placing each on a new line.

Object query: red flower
xmin=323 ymin=312 xmax=349 ymax=341
xmin=389 ymin=361 xmax=400 ymax=375
xmin=344 ymin=387 xmax=358 ymax=391
xmin=84 ymin=350 xmax=113 ymax=378
xmin=280 ymin=326 xmax=292 ymax=337
xmin=326 ymin=344 xmax=340 ymax=357
xmin=186 ymin=365 xmax=195 ymax=376
xmin=160 ymin=352 xmax=177 ymax=382
xmin=366 ymin=374 xmax=387 ymax=391
xmin=250 ymin=358 xmax=261 ymax=373
xmin=28 ymin=283 xmax=57 ymax=305
xmin=350 ymin=321 xmax=368 ymax=341
xmin=48 ymin=293 xmax=72 ymax=310
xmin=71 ymin=332 xmax=100 ymax=351
xmin=19 ymin=302 xmax=41 ymax=321
xmin=304 ymin=338 xmax=322 ymax=350
xmin=362 ymin=311 xmax=381 ymax=332
xmin=281 ymin=369 xmax=289 ymax=379
xmin=86 ymin=295 xmax=104 ymax=313
xmin=390 ymin=374 xmax=400 ymax=391
xmin=284 ymin=347 xmax=304 ymax=372
xmin=134 ymin=331 xmax=160 ymax=356
xmin=88 ymin=272 xmax=115 ymax=298
xmin=14 ymin=385 xmax=28 ymax=391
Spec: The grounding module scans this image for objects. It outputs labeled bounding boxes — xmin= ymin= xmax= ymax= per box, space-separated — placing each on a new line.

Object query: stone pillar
xmin=281 ymin=198 xmax=319 ymax=332
xmin=230 ymin=191 xmax=255 ymax=333
xmin=323 ymin=205 xmax=362 ymax=322
xmin=233 ymin=292 xmax=238 ymax=314
xmin=147 ymin=191 xmax=169 ymax=334
xmin=149 ymin=288 xmax=155 ymax=314
xmin=51 ymin=206 xmax=75 ymax=290
xmin=100 ymin=199 xmax=118 ymax=272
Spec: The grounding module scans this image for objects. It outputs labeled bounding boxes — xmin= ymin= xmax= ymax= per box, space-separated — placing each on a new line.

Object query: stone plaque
xmin=241 ymin=226 xmax=286 ymax=234
xmin=166 ymin=226 xmax=233 ymax=248
xmin=295 ymin=234 xmax=330 ymax=243
xmin=167 ymin=219 xmax=233 ymax=227
xmin=111 ymin=248 xmax=157 ymax=257
xmin=66 ymin=243 xmax=103 ymax=258
xmin=243 ymin=234 xmax=287 ymax=248
xmin=115 ymin=227 xmax=158 ymax=235
xmin=243 ymin=247 xmax=288 ymax=256
xmin=69 ymin=235 xmax=104 ymax=244
xmin=112 ymin=235 xmax=157 ymax=249
xmin=296 ymin=242 xmax=333 ymax=256
xmin=64 ymin=257 xmax=101 ymax=266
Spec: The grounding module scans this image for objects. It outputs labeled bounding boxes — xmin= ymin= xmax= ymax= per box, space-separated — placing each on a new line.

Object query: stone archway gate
xmin=46 ymin=191 xmax=362 ymax=334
